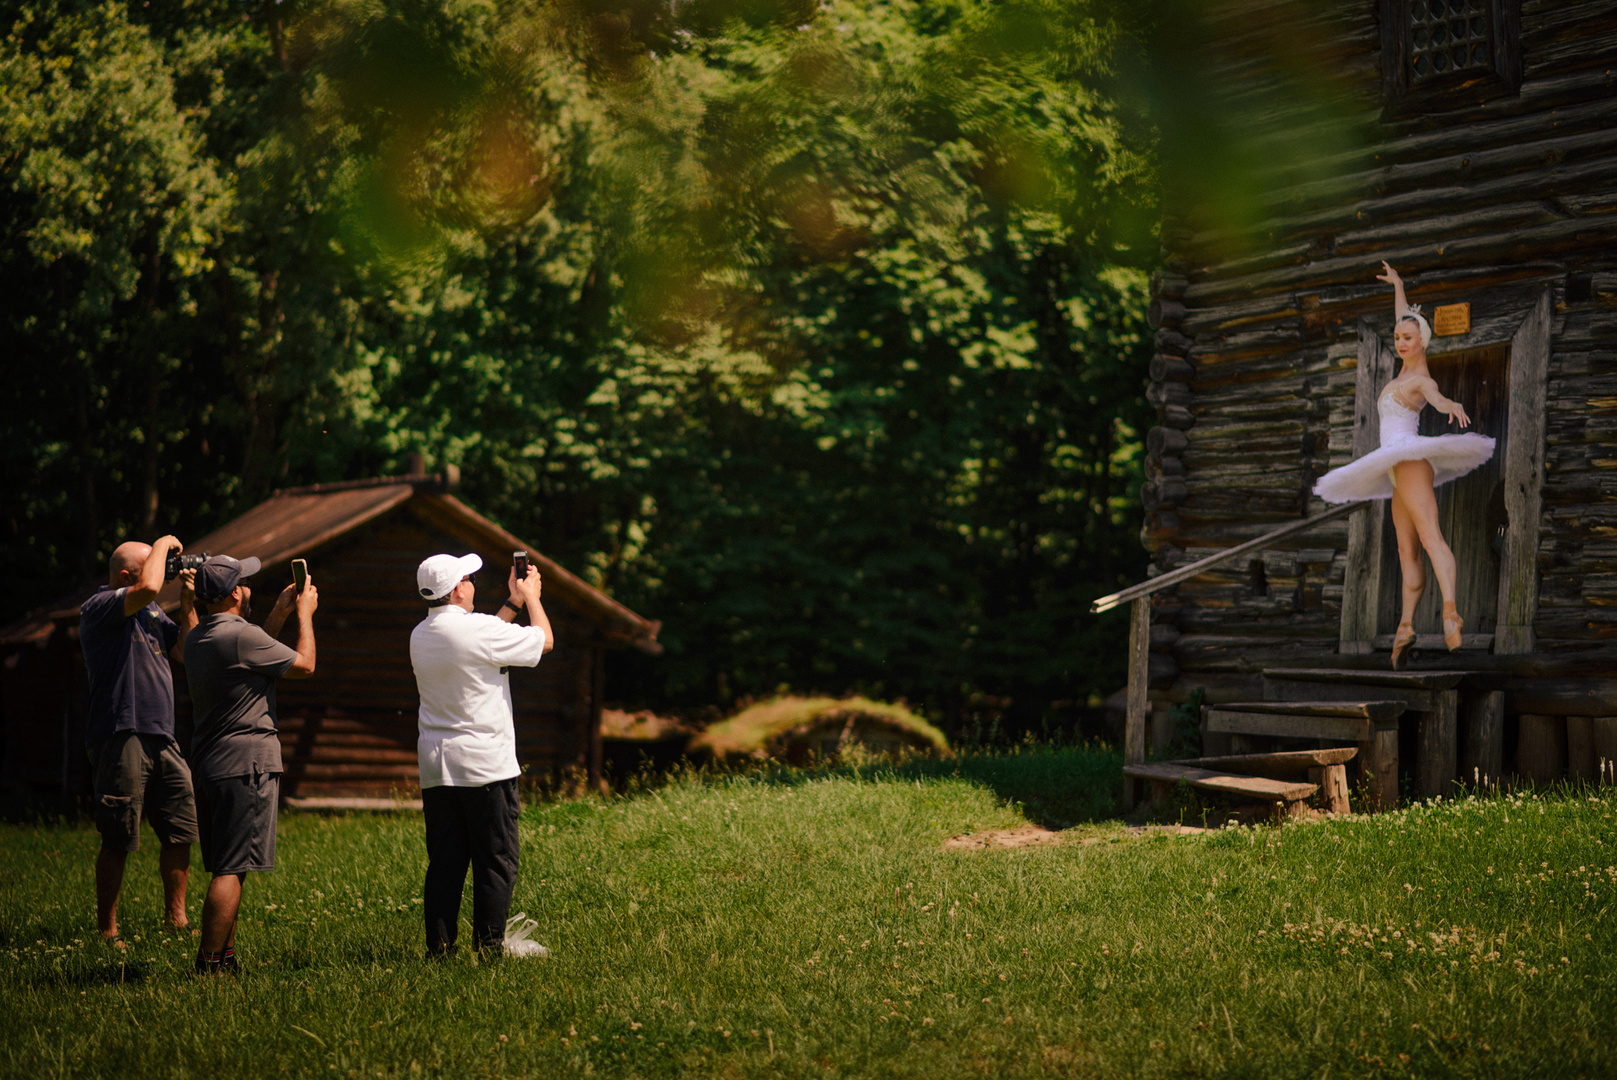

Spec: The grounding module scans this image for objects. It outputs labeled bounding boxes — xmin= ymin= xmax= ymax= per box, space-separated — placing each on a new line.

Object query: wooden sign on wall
xmin=1433 ymin=302 xmax=1471 ymax=336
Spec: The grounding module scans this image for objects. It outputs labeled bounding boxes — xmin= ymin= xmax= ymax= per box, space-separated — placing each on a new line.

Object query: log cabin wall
xmin=1145 ymin=0 xmax=1617 ymax=766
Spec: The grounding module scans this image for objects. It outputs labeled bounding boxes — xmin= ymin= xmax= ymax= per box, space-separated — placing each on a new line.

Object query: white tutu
xmin=1313 ymin=388 xmax=1495 ymax=503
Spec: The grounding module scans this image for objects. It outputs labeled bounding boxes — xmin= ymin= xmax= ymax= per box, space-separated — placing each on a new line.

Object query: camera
xmin=165 ymin=551 xmax=208 ymax=580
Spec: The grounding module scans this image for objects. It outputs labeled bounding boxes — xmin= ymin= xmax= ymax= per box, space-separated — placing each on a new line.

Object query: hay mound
xmin=691 ymin=696 xmax=949 ymax=764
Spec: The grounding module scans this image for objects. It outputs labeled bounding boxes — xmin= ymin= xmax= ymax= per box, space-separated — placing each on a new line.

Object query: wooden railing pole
xmin=1123 ymin=596 xmax=1150 ymax=810
xmin=1091 ymin=501 xmax=1366 ymax=614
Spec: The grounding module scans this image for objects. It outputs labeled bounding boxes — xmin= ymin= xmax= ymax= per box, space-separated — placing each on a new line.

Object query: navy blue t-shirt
xmin=79 ymin=587 xmax=180 ymax=746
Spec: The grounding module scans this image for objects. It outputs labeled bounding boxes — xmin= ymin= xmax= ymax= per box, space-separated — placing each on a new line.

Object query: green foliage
xmin=1 ymin=0 xmax=1155 ymax=731
xmin=1 ymin=775 xmax=1614 ymax=1078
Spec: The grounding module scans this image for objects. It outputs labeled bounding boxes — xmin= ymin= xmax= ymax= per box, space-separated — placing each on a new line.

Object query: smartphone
xmin=514 ymin=551 xmax=529 ymax=580
xmin=291 ymin=558 xmax=308 ymax=594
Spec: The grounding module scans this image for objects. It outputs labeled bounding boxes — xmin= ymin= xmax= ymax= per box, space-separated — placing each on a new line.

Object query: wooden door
xmin=1373 ymin=343 xmax=1510 ymax=640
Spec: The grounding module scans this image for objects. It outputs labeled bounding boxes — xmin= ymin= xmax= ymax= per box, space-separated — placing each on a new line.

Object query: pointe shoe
xmin=1391 ymin=622 xmax=1416 ymax=670
xmin=1442 ymin=603 xmax=1464 ymax=651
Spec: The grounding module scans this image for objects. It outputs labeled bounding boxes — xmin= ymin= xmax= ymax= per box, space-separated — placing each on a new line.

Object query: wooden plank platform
xmin=1122 ymin=762 xmax=1318 ymax=803
xmin=1214 ymin=701 xmax=1407 ymax=722
xmin=1205 ymin=708 xmax=1374 ymax=742
xmin=1265 ymin=679 xmax=1433 ymax=712
xmin=1261 ymin=668 xmax=1468 ymax=691
xmin=1172 ymin=747 xmax=1358 ymax=773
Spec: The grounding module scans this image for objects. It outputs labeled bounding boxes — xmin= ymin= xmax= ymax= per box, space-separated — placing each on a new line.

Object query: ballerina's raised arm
xmin=1377 ymin=261 xmax=1411 ymax=320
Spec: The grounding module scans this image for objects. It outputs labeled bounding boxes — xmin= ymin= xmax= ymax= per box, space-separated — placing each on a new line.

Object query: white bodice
xmin=1378 ymin=385 xmax=1421 ymax=447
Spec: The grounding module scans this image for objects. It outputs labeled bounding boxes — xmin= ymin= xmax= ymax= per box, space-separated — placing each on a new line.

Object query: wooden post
xmin=1309 ymin=764 xmax=1351 ymax=815
xmin=1461 ymin=690 xmax=1505 ymax=786
xmin=1416 ymin=689 xmax=1459 ymax=799
xmin=1358 ymin=722 xmax=1399 ymax=811
xmin=1123 ymin=597 xmax=1150 ymax=810
xmin=1517 ymin=714 xmax=1567 ymax=786
xmin=588 ymin=646 xmax=606 ymax=794
xmin=1567 ymin=716 xmax=1597 ymax=783
xmin=1494 ymin=289 xmax=1552 ymax=655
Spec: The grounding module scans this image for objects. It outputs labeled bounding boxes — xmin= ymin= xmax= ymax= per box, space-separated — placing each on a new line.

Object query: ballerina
xmin=1313 ymin=262 xmax=1496 ymax=668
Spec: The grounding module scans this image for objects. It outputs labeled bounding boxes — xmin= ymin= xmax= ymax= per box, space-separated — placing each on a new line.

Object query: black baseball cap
xmin=195 ymin=554 xmax=263 ymax=601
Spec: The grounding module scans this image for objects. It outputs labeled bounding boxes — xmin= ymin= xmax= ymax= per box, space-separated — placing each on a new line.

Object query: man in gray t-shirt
xmin=183 ymin=554 xmax=317 ymax=974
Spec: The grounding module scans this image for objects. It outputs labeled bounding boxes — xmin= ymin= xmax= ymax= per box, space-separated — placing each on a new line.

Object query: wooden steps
xmin=1263 ymin=668 xmax=1465 ymax=712
xmin=1206 ymin=700 xmax=1407 ymax=743
xmin=1175 ymin=747 xmax=1358 ymax=777
xmin=1123 ymin=761 xmax=1318 ymax=823
xmin=1201 ymin=685 xmax=1410 ymax=812
xmin=1243 ymin=667 xmax=1508 ymax=807
xmin=1125 ymin=743 xmax=1360 ymax=821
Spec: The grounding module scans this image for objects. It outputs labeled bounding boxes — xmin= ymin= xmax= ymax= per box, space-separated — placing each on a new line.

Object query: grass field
xmin=3 ymin=745 xmax=1615 ymax=1079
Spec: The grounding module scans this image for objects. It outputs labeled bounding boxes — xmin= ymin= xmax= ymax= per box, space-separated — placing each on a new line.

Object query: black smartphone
xmin=291 ymin=558 xmax=308 ymax=594
xmin=514 ymin=551 xmax=529 ymax=580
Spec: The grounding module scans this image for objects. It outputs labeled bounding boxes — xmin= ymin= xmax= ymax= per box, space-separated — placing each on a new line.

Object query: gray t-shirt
xmin=183 ymin=613 xmax=297 ymax=780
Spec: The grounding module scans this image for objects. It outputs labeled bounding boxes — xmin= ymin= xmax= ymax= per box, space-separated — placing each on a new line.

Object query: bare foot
xmin=99 ymin=932 xmax=127 ymax=950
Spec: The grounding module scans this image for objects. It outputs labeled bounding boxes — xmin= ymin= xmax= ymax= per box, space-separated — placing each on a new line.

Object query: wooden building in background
xmin=1137 ymin=0 xmax=1617 ymax=789
xmin=0 ymin=471 xmax=661 ymax=799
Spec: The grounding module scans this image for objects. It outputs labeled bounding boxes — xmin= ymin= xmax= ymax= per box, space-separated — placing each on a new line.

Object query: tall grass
xmin=1 ymin=746 xmax=1613 ymax=1079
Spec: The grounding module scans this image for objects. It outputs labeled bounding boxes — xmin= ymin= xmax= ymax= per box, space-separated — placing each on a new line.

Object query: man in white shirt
xmin=409 ymin=552 xmax=552 ymax=957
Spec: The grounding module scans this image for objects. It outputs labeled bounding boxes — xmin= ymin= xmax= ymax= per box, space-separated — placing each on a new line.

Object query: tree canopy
xmin=2 ymin=0 xmax=1168 ymax=735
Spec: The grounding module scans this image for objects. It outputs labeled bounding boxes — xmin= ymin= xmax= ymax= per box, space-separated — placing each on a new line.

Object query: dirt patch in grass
xmin=944 ymin=825 xmax=1065 ymax=850
xmin=944 ymin=824 xmax=1205 ymax=849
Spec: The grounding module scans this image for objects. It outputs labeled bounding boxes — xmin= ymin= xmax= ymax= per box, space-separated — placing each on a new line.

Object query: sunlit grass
xmin=1 ymin=749 xmax=1613 ymax=1079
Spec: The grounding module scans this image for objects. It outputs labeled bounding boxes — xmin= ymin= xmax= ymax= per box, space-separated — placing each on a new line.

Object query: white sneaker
xmin=503 ymin=913 xmax=551 ymax=958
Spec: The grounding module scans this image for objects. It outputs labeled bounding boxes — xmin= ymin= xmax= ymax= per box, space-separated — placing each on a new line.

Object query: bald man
xmin=79 ymin=534 xmax=201 ymax=945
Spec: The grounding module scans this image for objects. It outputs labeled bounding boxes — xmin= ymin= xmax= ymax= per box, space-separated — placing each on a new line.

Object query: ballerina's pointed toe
xmin=1391 ymin=623 xmax=1416 ymax=670
xmin=1442 ymin=604 xmax=1464 ymax=651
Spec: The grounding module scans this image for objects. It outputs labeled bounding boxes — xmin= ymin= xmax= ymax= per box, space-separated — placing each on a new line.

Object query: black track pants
xmin=422 ymin=778 xmax=520 ymax=955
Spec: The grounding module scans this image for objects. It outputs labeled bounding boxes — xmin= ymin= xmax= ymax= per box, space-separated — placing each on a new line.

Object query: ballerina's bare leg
xmin=1390 ymin=458 xmax=1458 ymax=608
xmin=1388 ymin=484 xmax=1427 ymax=631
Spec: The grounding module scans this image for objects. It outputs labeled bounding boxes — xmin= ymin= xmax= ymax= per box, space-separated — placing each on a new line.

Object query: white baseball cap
xmin=416 ymin=553 xmax=483 ymax=600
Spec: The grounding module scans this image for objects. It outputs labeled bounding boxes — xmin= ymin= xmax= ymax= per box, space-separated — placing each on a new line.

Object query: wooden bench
xmin=1176 ymin=747 xmax=1356 ymax=815
xmin=1203 ymin=701 xmax=1404 ymax=810
xmin=1123 ymin=761 xmax=1319 ymax=823
xmin=1126 ymin=745 xmax=1360 ymax=822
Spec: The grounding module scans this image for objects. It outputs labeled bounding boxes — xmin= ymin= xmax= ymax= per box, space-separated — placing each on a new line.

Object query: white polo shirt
xmin=409 ymin=605 xmax=547 ymax=788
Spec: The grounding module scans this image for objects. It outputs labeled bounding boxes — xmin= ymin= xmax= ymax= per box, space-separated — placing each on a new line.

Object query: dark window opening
xmin=1567 ymin=274 xmax=1595 ymax=304
xmin=1249 ymin=559 xmax=1269 ymax=598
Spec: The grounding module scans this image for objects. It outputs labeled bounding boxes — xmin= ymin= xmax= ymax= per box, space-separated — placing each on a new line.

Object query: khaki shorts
xmin=88 ymin=732 xmax=200 ymax=852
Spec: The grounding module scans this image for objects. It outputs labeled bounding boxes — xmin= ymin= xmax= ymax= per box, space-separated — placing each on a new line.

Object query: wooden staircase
xmin=1200 ymin=668 xmax=1496 ymax=810
xmin=1124 ymin=747 xmax=1356 ymax=822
